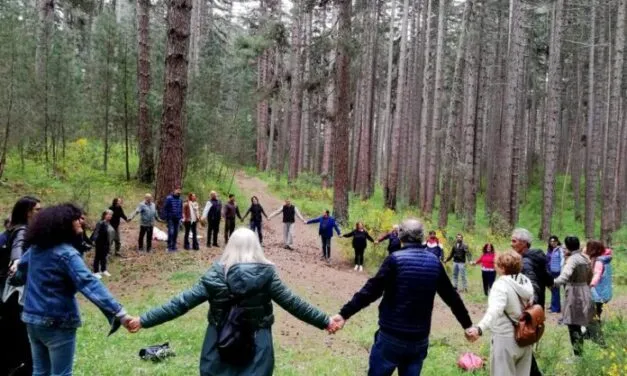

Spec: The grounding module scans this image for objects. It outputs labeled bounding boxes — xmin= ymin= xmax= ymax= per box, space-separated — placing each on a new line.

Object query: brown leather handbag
xmin=505 ymin=300 xmax=546 ymax=347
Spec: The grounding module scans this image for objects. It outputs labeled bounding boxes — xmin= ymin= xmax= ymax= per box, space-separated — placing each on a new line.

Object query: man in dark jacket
xmin=511 ymin=228 xmax=554 ymax=376
xmin=331 ymin=219 xmax=472 ymax=375
xmin=445 ymin=233 xmax=472 ymax=292
xmin=306 ymin=210 xmax=341 ymax=263
xmin=268 ymin=199 xmax=305 ymax=250
xmin=163 ymin=188 xmax=183 ymax=252
xmin=201 ymin=191 xmax=222 ymax=248
xmin=109 ymin=198 xmax=128 ymax=256
xmin=222 ymin=194 xmax=242 ymax=244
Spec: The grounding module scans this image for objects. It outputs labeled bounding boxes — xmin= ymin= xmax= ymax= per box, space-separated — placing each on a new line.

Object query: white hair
xmin=220 ymin=228 xmax=273 ymax=275
xmin=512 ymin=228 xmax=533 ymax=246
xmin=399 ymin=218 xmax=424 ymax=243
xmin=392 ymin=224 xmax=400 ymax=230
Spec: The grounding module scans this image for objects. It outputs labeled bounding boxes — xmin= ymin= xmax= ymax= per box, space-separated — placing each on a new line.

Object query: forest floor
xmin=67 ymin=171 xmax=627 ymax=375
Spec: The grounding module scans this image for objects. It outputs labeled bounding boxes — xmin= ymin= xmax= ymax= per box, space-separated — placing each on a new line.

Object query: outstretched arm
xmin=261 ymin=206 xmax=269 ymax=219
xmin=242 ymin=207 xmax=251 ymax=221
xmin=140 ymin=279 xmax=210 ymax=328
xmin=339 ymin=256 xmax=395 ymax=321
xmin=236 ymin=206 xmax=243 ymax=221
xmin=436 ymin=264 xmax=472 ymax=329
xmin=365 ymin=231 xmax=375 ymax=243
xmin=267 ymin=206 xmax=282 ymax=220
xmin=334 ymin=222 xmax=341 ymax=236
xmin=306 ymin=217 xmax=321 ymax=225
xmin=294 ymin=207 xmax=306 ymax=222
xmin=342 ymin=231 xmax=356 ymax=238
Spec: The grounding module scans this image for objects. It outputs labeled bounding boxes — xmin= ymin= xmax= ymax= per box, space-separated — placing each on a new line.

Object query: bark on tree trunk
xmin=419 ymin=0 xmax=435 ymax=209
xmin=425 ymin=0 xmax=447 ymax=214
xmin=155 ymin=0 xmax=192 ymax=209
xmin=382 ymin=0 xmax=396 ymax=196
xmin=333 ymin=0 xmax=352 ymax=223
xmin=601 ymin=0 xmax=625 ymax=245
xmin=288 ymin=4 xmax=304 ymax=184
xmin=385 ymin=0 xmax=411 ymax=210
xmin=137 ymin=0 xmax=155 ymax=183
xmin=540 ymin=0 xmax=564 ymax=240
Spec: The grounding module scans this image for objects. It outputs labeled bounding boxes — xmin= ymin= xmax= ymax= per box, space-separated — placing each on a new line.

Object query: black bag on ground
xmin=217 ymin=287 xmax=256 ymax=366
xmin=139 ymin=342 xmax=175 ymax=362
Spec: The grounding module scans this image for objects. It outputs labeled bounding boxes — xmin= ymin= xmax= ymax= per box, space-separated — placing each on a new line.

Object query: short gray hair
xmin=399 ymin=218 xmax=424 ymax=243
xmin=512 ymin=228 xmax=533 ymax=246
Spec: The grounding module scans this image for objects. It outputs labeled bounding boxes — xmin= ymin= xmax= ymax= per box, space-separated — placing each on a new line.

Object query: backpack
xmin=217 ymin=286 xmax=256 ymax=366
xmin=0 ymin=227 xmax=26 ymax=288
xmin=505 ymin=297 xmax=546 ymax=347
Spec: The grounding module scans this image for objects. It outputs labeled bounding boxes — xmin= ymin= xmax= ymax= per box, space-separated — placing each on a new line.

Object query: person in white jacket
xmin=465 ymin=250 xmax=535 ymax=376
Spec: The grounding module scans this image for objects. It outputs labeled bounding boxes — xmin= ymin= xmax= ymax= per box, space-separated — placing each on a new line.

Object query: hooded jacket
xmin=477 ymin=273 xmax=534 ymax=336
xmin=591 ymin=249 xmax=613 ymax=303
xmin=521 ymin=248 xmax=554 ymax=309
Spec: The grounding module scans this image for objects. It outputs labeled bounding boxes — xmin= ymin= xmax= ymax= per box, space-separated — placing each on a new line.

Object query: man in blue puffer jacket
xmin=162 ymin=187 xmax=183 ymax=252
xmin=306 ymin=210 xmax=341 ymax=263
xmin=332 ymin=218 xmax=472 ymax=375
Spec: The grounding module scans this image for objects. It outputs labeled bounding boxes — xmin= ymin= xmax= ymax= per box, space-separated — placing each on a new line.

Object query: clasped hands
xmin=325 ymin=314 xmax=345 ymax=334
xmin=464 ymin=326 xmax=481 ymax=343
xmin=120 ymin=315 xmax=142 ymax=334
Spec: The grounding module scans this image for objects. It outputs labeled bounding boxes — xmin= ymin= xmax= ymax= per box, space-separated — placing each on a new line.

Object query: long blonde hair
xmin=220 ymin=228 xmax=273 ymax=275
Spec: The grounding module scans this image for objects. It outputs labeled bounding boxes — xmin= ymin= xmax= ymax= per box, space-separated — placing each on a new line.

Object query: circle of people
xmin=0 ymin=194 xmax=614 ymax=376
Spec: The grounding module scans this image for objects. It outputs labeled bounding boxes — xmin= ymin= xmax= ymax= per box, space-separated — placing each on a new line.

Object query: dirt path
xmin=104 ymin=172 xmax=484 ymax=354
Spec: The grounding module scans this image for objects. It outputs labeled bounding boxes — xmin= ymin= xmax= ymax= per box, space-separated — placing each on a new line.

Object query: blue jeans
xmin=550 ymin=271 xmax=561 ymax=313
xmin=167 ymin=218 xmax=180 ymax=251
xmin=369 ymin=330 xmax=429 ymax=376
xmin=453 ymin=262 xmax=467 ymax=290
xmin=27 ymin=324 xmax=76 ymax=376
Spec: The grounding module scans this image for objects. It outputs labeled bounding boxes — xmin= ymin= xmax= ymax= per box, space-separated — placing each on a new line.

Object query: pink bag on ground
xmin=457 ymin=352 xmax=484 ymax=371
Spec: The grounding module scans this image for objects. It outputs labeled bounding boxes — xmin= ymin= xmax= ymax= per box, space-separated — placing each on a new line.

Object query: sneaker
xmin=326 ymin=258 xmax=331 ymax=264
xmin=354 ymin=265 xmax=359 ymax=271
xmin=102 ymin=271 xmax=112 ymax=277
xmin=94 ymin=273 xmax=102 ymax=279
xmin=359 ymin=266 xmax=363 ymax=272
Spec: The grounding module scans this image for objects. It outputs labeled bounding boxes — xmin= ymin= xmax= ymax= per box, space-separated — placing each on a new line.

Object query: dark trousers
xmin=138 ymin=225 xmax=153 ymax=252
xmin=321 ymin=236 xmax=331 ymax=259
xmin=530 ymin=354 xmax=542 ymax=376
xmin=167 ymin=218 xmax=180 ymax=251
xmin=0 ymin=294 xmax=32 ymax=376
xmin=224 ymin=218 xmax=236 ymax=244
xmin=368 ymin=330 xmax=429 ymax=376
xmin=249 ymin=220 xmax=263 ymax=244
xmin=207 ymin=219 xmax=220 ymax=246
xmin=550 ymin=271 xmax=561 ymax=313
xmin=354 ymin=247 xmax=366 ymax=266
xmin=113 ymin=226 xmax=121 ymax=254
xmin=93 ymin=246 xmax=108 ymax=272
xmin=481 ymin=270 xmax=497 ymax=296
xmin=184 ymin=221 xmax=199 ymax=250
xmin=568 ymin=325 xmax=584 ymax=356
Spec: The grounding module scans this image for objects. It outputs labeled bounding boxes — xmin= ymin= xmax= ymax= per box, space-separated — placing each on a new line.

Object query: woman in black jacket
xmin=242 ymin=196 xmax=268 ymax=245
xmin=342 ymin=222 xmax=374 ymax=272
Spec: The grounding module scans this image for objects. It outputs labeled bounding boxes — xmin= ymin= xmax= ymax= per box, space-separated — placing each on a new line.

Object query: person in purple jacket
xmin=306 ymin=210 xmax=341 ymax=263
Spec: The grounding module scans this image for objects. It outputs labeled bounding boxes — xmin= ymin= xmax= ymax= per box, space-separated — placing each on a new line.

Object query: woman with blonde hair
xmin=466 ymin=250 xmax=535 ymax=376
xmin=129 ymin=228 xmax=337 ymax=375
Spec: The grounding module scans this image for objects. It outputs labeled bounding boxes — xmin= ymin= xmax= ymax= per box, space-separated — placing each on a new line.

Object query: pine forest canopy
xmin=0 ymin=0 xmax=626 ymax=244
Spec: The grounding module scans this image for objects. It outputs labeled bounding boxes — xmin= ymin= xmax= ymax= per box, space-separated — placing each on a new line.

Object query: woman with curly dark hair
xmin=10 ymin=203 xmax=133 ymax=376
xmin=472 ymin=243 xmax=497 ymax=297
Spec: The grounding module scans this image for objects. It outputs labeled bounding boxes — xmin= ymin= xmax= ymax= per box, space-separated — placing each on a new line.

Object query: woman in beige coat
xmin=466 ymin=251 xmax=535 ymax=376
xmin=554 ymin=236 xmax=594 ymax=356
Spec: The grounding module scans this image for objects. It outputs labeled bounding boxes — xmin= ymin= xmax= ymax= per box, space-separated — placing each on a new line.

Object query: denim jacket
xmin=12 ymin=243 xmax=126 ymax=328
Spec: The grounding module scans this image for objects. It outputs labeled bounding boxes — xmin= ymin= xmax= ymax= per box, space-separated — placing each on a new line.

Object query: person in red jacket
xmin=472 ymin=243 xmax=496 ymax=296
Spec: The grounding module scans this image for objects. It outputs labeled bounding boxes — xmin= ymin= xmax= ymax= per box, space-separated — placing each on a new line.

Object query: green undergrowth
xmin=0 ymin=141 xmax=240 ymax=225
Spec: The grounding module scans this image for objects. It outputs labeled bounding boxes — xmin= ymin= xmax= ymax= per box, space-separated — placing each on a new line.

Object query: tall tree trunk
xmin=408 ymin=0 xmax=425 ymax=206
xmin=0 ymin=41 xmax=16 ymax=180
xmin=155 ymin=0 xmax=192 ymax=209
xmin=601 ymin=0 xmax=625 ymax=245
xmin=540 ymin=0 xmax=564 ymax=240
xmin=424 ymin=0 xmax=447 ymax=214
xmin=462 ymin=0 xmax=482 ymax=230
xmin=419 ymin=0 xmax=436 ymax=208
xmin=137 ymin=0 xmax=155 ymax=183
xmin=381 ymin=0 xmax=396 ymax=192
xmin=103 ymin=33 xmax=112 ymax=173
xmin=322 ymin=7 xmax=336 ymax=189
xmin=300 ymin=10 xmax=312 ymax=174
xmin=585 ymin=0 xmax=600 ymax=239
xmin=288 ymin=4 xmax=304 ymax=183
xmin=333 ymin=0 xmax=352 ymax=223
xmin=439 ymin=0 xmax=472 ymax=229
xmin=495 ymin=0 xmax=528 ymax=230
xmin=385 ymin=0 xmax=411 ymax=210
xmin=573 ymin=53 xmax=585 ymax=222
xmin=123 ymin=37 xmax=131 ymax=181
